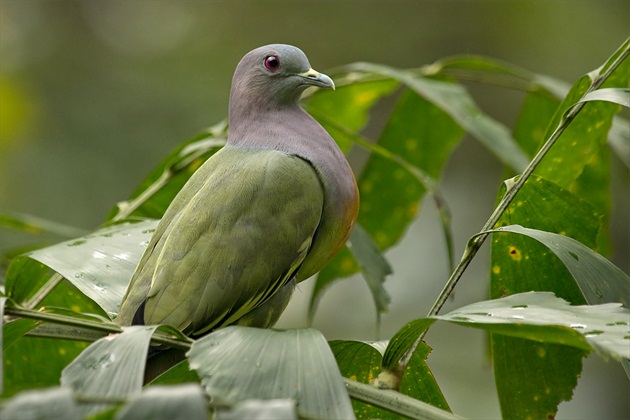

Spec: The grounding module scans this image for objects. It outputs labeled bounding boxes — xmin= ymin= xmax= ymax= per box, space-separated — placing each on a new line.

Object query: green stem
xmin=5 ymin=306 xmax=192 ymax=351
xmin=344 ymin=378 xmax=462 ymax=419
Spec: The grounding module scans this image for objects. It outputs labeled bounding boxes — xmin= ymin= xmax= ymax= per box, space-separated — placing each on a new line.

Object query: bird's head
xmin=229 ymin=44 xmax=334 ymax=116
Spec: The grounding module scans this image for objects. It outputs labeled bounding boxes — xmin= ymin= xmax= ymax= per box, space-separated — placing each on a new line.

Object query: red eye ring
xmin=264 ymin=55 xmax=280 ymax=71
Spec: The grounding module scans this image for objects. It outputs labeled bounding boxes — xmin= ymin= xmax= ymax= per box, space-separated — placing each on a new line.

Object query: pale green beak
xmin=298 ymin=68 xmax=335 ymax=90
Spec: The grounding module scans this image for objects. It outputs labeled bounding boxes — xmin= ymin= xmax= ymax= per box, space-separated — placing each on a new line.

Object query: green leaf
xmin=580 ymin=88 xmax=630 ymax=108
xmin=330 ymin=340 xmax=450 ymax=418
xmin=330 ymin=340 xmax=390 ymax=418
xmin=26 ymin=220 xmax=158 ymax=317
xmin=513 ymin=89 xmax=561 ymax=157
xmin=490 ymin=173 xmax=601 ymax=419
xmin=188 ymin=326 xmax=354 ymax=419
xmin=307 ymin=78 xmax=399 ymax=152
xmin=491 ymin=175 xmax=600 ymax=303
xmin=5 ymin=256 xmax=56 ymax=305
xmin=0 ymin=386 xmax=81 ymax=420
xmin=114 ymin=384 xmax=208 ymax=420
xmin=3 ymin=336 xmax=89 ymax=397
xmin=357 ymin=89 xmax=462 ymax=249
xmin=341 ymin=62 xmax=529 ymax=172
xmin=148 ymin=360 xmax=200 ymax=387
xmin=311 ymin=87 xmax=461 ymax=322
xmin=534 ymin=49 xmax=629 ymax=192
xmin=216 ymin=399 xmax=297 ymax=420
xmin=61 ymin=326 xmax=158 ymax=415
xmin=438 ymin=292 xmax=629 ymax=360
xmin=382 ymin=318 xmax=436 ymax=371
xmin=429 ymin=54 xmax=571 ymax=99
xmin=491 ymin=225 xmax=630 ymax=308
xmin=346 ymin=224 xmax=392 ymax=314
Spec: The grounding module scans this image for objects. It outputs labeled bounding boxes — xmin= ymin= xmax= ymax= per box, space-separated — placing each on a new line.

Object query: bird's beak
xmin=298 ymin=68 xmax=335 ymax=90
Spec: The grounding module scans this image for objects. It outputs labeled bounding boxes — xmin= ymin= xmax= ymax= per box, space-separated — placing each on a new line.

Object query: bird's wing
xmin=117 ymin=146 xmax=324 ymax=335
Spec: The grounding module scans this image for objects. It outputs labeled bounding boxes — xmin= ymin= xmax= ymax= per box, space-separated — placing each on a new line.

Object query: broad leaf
xmin=340 ymin=62 xmax=529 ymax=171
xmin=331 ymin=340 xmax=449 ymax=418
xmin=188 ymin=326 xmax=354 ymax=419
xmin=0 ymin=386 xmax=81 ymax=420
xmin=216 ymin=399 xmax=297 ymax=420
xmin=26 ymin=220 xmax=158 ymax=317
xmin=491 ymin=225 xmax=630 ymax=308
xmin=61 ymin=326 xmax=158 ymax=415
xmin=383 ymin=293 xmax=628 ymax=368
xmin=490 ymin=174 xmax=600 ymax=419
xmin=115 ymin=384 xmax=208 ymax=420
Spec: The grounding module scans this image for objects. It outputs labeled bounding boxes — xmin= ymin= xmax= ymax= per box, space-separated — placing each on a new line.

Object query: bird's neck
xmin=227 ymin=101 xmax=307 ymax=146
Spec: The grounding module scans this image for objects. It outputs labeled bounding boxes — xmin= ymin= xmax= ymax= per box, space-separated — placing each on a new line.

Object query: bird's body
xmin=116 ymin=44 xmax=358 ymax=336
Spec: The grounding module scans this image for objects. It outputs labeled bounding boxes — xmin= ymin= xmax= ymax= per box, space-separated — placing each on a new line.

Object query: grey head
xmin=228 ymin=44 xmax=334 ymax=122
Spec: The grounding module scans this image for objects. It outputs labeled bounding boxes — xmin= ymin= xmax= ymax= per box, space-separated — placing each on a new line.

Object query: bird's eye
xmin=264 ymin=55 xmax=280 ymax=71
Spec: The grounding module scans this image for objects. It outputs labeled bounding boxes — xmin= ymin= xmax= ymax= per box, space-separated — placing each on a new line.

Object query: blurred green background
xmin=1 ymin=1 xmax=628 ymax=418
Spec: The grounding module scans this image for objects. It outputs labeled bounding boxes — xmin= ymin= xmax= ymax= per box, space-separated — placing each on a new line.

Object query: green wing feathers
xmin=116 ymin=146 xmax=324 ymax=335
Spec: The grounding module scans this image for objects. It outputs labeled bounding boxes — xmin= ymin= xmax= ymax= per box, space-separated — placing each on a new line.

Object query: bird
xmin=116 ymin=44 xmax=359 ymax=337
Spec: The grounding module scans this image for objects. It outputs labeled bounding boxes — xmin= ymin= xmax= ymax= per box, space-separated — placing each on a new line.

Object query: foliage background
xmin=1 ymin=1 xmax=628 ymax=417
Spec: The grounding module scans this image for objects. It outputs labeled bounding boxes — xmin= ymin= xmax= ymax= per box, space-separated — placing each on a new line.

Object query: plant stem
xmin=4 ymin=306 xmax=192 ymax=351
xmin=344 ymin=378 xmax=462 ymax=419
xmin=395 ymin=37 xmax=630 ymax=373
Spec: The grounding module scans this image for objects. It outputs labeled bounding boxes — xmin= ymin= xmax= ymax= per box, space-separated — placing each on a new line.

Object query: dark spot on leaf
xmin=67 ymin=240 xmax=87 ymax=247
xmin=569 ymin=251 xmax=579 ymax=261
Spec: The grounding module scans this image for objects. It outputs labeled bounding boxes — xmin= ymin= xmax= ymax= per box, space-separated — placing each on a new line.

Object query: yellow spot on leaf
xmin=59 ymin=348 xmax=67 ymax=356
xmin=508 ymin=246 xmax=521 ymax=261
xmin=405 ymin=138 xmax=417 ymax=151
xmin=492 ymin=265 xmax=501 ymax=274
xmin=536 ymin=347 xmax=546 ymax=358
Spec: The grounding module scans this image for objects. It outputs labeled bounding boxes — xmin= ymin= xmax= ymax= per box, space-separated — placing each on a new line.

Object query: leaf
xmin=341 ymin=62 xmax=529 ymax=171
xmin=330 ymin=339 xmax=449 ymax=418
xmin=0 ymin=386 xmax=81 ymax=420
xmin=534 ymin=50 xmax=629 ymax=192
xmin=346 ymin=224 xmax=393 ymax=313
xmin=114 ymin=384 xmax=208 ymax=420
xmin=490 ymin=173 xmax=601 ymax=418
xmin=429 ymin=54 xmax=571 ymax=99
xmin=382 ymin=318 xmax=436 ymax=371
xmin=311 ymin=87 xmax=461 ymax=321
xmin=580 ymin=88 xmax=630 ymax=108
xmin=357 ymin=88 xmax=462 ymax=249
xmin=438 ymin=292 xmax=629 ymax=360
xmin=307 ymin=78 xmax=399 ymax=152
xmin=61 ymin=326 xmax=158 ymax=415
xmin=216 ymin=399 xmax=297 ymax=420
xmin=3 ymin=336 xmax=89 ymax=398
xmin=26 ymin=219 xmax=158 ymax=317
xmin=513 ymin=89 xmax=561 ymax=157
xmin=330 ymin=340 xmax=389 ymax=418
xmin=188 ymin=326 xmax=354 ymax=419
xmin=148 ymin=360 xmax=200 ymax=387
xmin=491 ymin=175 xmax=601 ymax=304
xmin=492 ymin=225 xmax=630 ymax=308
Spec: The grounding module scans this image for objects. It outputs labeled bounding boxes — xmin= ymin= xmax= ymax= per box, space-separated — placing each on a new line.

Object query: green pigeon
xmin=116 ymin=44 xmax=359 ymax=336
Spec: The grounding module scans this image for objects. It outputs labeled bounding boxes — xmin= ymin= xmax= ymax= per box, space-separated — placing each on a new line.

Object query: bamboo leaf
xmin=188 ymin=327 xmax=354 ymax=419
